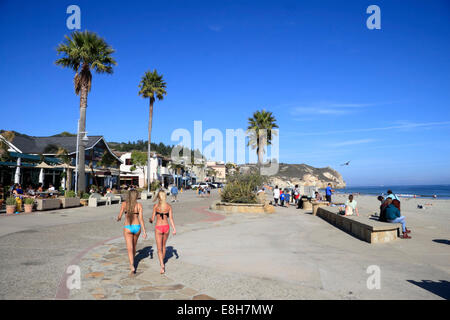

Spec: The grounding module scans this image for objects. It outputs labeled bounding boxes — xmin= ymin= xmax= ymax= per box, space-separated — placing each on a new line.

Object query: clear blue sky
xmin=1 ymin=0 xmax=449 ymax=186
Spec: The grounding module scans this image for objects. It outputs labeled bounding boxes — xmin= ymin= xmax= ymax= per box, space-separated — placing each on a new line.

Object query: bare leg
xmin=123 ymin=229 xmax=135 ymax=273
xmin=154 ymin=229 xmax=165 ymax=274
xmin=132 ymin=230 xmax=141 ymax=267
xmin=162 ymin=231 xmax=169 ymax=264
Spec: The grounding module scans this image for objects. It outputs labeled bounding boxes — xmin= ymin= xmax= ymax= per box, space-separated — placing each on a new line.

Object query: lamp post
xmin=74 ymin=119 xmax=89 ymax=195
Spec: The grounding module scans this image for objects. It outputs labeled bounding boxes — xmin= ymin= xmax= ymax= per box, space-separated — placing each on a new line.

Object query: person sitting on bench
xmin=377 ymin=196 xmax=388 ymax=222
xmin=385 ymin=198 xmax=411 ymax=239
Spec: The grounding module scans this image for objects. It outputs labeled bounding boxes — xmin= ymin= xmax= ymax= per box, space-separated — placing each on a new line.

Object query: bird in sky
xmin=341 ymin=161 xmax=351 ymax=166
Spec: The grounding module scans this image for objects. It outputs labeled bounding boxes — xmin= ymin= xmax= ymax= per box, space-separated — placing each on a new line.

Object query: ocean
xmin=329 ymin=185 xmax=450 ymax=199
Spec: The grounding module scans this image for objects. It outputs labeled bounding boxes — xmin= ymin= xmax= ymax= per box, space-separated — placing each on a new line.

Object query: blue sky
xmin=0 ymin=0 xmax=449 ymax=186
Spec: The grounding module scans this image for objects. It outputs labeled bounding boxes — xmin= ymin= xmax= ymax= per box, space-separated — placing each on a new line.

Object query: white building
xmin=117 ymin=152 xmax=175 ymax=188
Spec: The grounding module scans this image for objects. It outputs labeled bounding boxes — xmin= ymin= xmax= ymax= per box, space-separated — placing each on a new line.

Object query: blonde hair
xmin=153 ymin=189 xmax=167 ymax=205
xmin=126 ymin=190 xmax=139 ymax=219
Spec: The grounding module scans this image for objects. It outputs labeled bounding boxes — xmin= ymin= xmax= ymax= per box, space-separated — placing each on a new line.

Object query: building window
xmin=125 ymin=159 xmax=132 ymax=165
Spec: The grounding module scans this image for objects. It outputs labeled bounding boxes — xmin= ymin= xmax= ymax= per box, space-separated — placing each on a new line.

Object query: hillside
xmin=240 ymin=163 xmax=346 ymax=189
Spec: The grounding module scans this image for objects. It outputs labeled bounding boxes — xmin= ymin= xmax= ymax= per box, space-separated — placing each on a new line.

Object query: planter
xmin=6 ymin=205 xmax=16 ymax=215
xmin=35 ymin=198 xmax=61 ymax=211
xmin=24 ymin=204 xmax=33 ymax=213
xmin=60 ymin=197 xmax=80 ymax=208
xmin=210 ymin=201 xmax=275 ymax=214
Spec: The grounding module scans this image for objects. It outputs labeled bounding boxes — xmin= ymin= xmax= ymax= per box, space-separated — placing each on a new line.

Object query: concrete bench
xmin=141 ymin=192 xmax=153 ymax=200
xmin=105 ymin=193 xmax=121 ymax=204
xmin=311 ymin=201 xmax=330 ymax=216
xmin=88 ymin=193 xmax=110 ymax=207
xmin=36 ymin=198 xmax=61 ymax=211
xmin=316 ymin=206 xmax=402 ymax=244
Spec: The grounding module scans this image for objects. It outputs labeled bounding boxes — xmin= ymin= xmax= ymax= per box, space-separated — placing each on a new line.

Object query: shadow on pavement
xmin=164 ymin=246 xmax=179 ymax=264
xmin=432 ymin=239 xmax=450 ymax=245
xmin=407 ymin=280 xmax=450 ymax=300
xmin=134 ymin=246 xmax=153 ymax=271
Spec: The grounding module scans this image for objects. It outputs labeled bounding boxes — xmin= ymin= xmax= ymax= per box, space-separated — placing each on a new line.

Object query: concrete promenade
xmin=0 ymin=190 xmax=449 ymax=300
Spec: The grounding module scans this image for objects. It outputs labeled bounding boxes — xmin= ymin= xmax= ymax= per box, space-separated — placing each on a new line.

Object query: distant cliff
xmin=239 ymin=163 xmax=346 ymax=189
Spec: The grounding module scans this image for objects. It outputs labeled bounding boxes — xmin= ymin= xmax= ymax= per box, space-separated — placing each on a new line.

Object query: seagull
xmin=341 ymin=161 xmax=351 ymax=166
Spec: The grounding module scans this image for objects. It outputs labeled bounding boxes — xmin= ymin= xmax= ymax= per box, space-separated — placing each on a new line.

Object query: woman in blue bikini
xmin=117 ymin=189 xmax=147 ymax=273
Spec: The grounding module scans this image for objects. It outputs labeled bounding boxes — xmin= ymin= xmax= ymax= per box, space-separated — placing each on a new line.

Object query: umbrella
xmin=39 ymin=168 xmax=44 ymax=184
xmin=14 ymin=166 xmax=20 ymax=184
xmin=36 ymin=161 xmax=54 ymax=169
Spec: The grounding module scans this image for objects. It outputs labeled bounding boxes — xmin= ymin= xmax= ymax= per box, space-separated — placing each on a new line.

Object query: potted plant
xmin=5 ymin=197 xmax=16 ymax=215
xmin=24 ymin=197 xmax=35 ymax=213
xmin=80 ymin=193 xmax=90 ymax=206
xmin=60 ymin=190 xmax=80 ymax=208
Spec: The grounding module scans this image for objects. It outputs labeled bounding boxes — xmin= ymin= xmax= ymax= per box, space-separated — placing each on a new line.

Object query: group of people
xmin=197 ymin=185 xmax=211 ymax=197
xmin=378 ymin=190 xmax=411 ymax=239
xmin=117 ymin=189 xmax=177 ymax=275
xmin=5 ymin=183 xmax=55 ymax=213
xmin=272 ymin=185 xmax=302 ymax=207
xmin=273 ymin=184 xmax=331 ymax=208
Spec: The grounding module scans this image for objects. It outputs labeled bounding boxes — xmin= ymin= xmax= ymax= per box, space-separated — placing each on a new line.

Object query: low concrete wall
xmin=36 ymin=198 xmax=61 ymax=211
xmin=316 ymin=206 xmax=402 ymax=244
xmin=211 ymin=202 xmax=275 ymax=214
xmin=60 ymin=197 xmax=80 ymax=208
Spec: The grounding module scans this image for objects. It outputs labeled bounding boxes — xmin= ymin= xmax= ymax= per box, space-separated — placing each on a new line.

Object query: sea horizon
xmin=329 ymin=184 xmax=450 ymax=199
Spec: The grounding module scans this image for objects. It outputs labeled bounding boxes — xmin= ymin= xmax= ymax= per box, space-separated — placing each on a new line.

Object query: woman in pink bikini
xmin=149 ymin=190 xmax=176 ymax=274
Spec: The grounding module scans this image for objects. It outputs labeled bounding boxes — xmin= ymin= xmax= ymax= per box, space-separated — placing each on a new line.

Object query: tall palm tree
xmin=247 ymin=109 xmax=278 ymax=167
xmin=55 ymin=30 xmax=117 ymax=192
xmin=138 ymin=70 xmax=167 ymax=192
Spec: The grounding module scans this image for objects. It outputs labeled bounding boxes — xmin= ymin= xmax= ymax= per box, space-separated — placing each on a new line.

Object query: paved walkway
xmin=1 ymin=191 xmax=449 ymax=300
xmin=0 ymin=190 xmax=215 ymax=299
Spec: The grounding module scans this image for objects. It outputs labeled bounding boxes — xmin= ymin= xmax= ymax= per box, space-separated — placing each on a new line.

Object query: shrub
xmin=220 ymin=173 xmax=266 ymax=204
xmin=65 ymin=190 xmax=76 ymax=198
xmin=81 ymin=193 xmax=90 ymax=199
xmin=150 ymin=180 xmax=161 ymax=192
xmin=24 ymin=198 xmax=35 ymax=205
xmin=6 ymin=197 xmax=16 ymax=206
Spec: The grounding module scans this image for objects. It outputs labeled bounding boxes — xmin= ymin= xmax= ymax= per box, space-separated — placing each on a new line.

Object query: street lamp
xmin=74 ymin=119 xmax=89 ymax=194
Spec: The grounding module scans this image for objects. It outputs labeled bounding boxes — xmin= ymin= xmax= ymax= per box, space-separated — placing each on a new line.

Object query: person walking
xmin=325 ymin=183 xmax=334 ymax=204
xmin=116 ymin=190 xmax=147 ymax=274
xmin=149 ymin=190 xmax=177 ymax=274
xmin=170 ymin=184 xmax=179 ymax=202
xmin=273 ymin=185 xmax=280 ymax=206
xmin=294 ymin=185 xmax=300 ymax=205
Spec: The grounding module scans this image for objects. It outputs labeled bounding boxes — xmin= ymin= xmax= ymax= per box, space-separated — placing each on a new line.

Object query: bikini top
xmin=156 ymin=206 xmax=169 ymax=219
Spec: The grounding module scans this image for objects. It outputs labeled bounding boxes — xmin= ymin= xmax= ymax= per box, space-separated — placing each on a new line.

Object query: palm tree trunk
xmin=67 ymin=168 xmax=72 ymax=191
xmin=78 ymin=85 xmax=88 ymax=193
xmin=147 ymin=98 xmax=154 ymax=192
xmin=257 ymin=128 xmax=267 ymax=169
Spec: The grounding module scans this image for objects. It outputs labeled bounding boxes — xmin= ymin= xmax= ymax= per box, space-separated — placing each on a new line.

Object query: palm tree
xmin=138 ymin=70 xmax=167 ymax=192
xmin=55 ymin=30 xmax=117 ymax=192
xmin=247 ymin=109 xmax=278 ymax=167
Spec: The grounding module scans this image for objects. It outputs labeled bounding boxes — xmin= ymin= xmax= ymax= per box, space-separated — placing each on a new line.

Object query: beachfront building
xmin=0 ymin=132 xmax=122 ymax=191
xmin=206 ymin=161 xmax=226 ymax=183
xmin=117 ymin=151 xmax=182 ymax=189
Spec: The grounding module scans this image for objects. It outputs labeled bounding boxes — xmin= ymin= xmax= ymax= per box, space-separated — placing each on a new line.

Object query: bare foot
xmin=160 ymin=265 xmax=165 ymax=274
xmin=130 ymin=265 xmax=136 ymax=274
